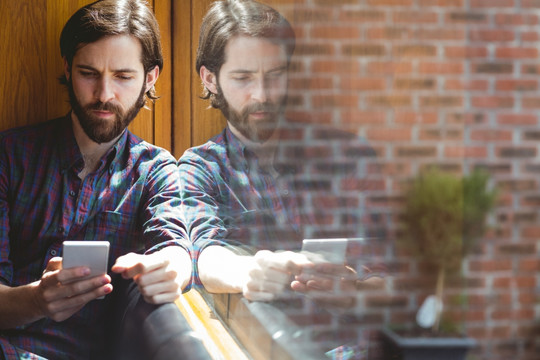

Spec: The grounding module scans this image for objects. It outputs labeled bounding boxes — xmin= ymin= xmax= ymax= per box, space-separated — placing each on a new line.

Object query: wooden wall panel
xmin=0 ymin=1 xmax=47 ymax=131
xmin=152 ymin=0 xmax=172 ymax=151
xmin=189 ymin=0 xmax=227 ymax=152
xmin=172 ymin=0 xmax=193 ymax=158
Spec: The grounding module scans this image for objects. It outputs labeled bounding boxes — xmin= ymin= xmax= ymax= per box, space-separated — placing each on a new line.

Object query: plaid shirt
xmin=180 ymin=125 xmax=379 ymax=286
xmin=0 ymin=115 xmax=191 ymax=359
xmin=179 ymin=127 xmax=310 ymax=285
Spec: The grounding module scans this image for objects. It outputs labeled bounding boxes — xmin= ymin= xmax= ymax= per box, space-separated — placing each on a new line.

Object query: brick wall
xmin=270 ymin=0 xmax=540 ymax=359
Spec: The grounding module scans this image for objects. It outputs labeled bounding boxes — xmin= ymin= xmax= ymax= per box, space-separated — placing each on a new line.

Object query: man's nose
xmin=95 ymin=77 xmax=115 ymax=103
xmin=251 ymin=79 xmax=268 ymax=103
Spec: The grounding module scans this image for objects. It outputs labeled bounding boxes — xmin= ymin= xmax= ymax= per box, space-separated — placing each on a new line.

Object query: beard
xmin=68 ymin=80 xmax=146 ymax=144
xmin=215 ymin=84 xmax=286 ymax=143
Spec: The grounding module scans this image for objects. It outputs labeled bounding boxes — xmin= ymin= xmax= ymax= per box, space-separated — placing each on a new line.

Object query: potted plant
xmin=382 ymin=168 xmax=497 ymax=360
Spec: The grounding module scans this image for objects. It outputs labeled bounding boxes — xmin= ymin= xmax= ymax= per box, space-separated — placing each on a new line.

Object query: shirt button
xmin=50 ymin=249 xmax=57 ymax=256
xmin=69 ymin=190 xmax=76 ymax=197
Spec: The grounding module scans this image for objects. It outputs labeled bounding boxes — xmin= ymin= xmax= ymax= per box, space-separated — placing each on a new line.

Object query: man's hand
xmin=291 ymin=262 xmax=359 ymax=309
xmin=243 ymin=250 xmax=312 ymax=302
xmin=111 ymin=246 xmax=191 ymax=304
xmin=34 ymin=257 xmax=112 ymax=322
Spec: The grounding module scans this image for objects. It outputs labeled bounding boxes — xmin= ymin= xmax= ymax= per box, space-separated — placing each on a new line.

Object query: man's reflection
xmin=179 ymin=0 xmax=384 ymax=308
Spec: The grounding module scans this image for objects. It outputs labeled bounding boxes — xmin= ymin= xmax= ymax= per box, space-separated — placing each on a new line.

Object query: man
xmin=180 ymin=0 xmax=379 ymax=304
xmin=0 ymin=1 xmax=192 ymax=359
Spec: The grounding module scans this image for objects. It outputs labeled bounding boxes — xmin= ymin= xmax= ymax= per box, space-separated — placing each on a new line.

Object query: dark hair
xmin=59 ymin=0 xmax=163 ymax=101
xmin=196 ymin=0 xmax=295 ymax=108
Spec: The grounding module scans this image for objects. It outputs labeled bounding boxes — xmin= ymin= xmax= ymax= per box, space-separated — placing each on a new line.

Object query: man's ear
xmin=63 ymin=57 xmax=71 ymax=81
xmin=200 ymin=66 xmax=218 ymax=94
xmin=145 ymin=66 xmax=160 ymax=93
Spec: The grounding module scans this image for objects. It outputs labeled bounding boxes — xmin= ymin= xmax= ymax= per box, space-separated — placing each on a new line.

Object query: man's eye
xmin=117 ymin=75 xmax=133 ymax=80
xmin=267 ymin=71 xmax=284 ymax=79
xmin=233 ymin=77 xmax=249 ymax=82
xmin=80 ymin=71 xmax=96 ymax=77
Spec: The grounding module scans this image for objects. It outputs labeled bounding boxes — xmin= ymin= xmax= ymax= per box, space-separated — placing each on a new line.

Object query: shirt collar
xmin=223 ymin=125 xmax=295 ymax=176
xmin=224 ymin=126 xmax=250 ymax=171
xmin=59 ymin=112 xmax=128 ymax=175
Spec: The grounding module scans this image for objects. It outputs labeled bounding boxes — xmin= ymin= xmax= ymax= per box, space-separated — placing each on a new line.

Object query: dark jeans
xmin=113 ymin=280 xmax=212 ymax=360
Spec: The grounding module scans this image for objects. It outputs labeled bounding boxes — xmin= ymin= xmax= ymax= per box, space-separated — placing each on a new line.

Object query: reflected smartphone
xmin=301 ymin=238 xmax=349 ymax=264
xmin=62 ymin=240 xmax=110 ymax=283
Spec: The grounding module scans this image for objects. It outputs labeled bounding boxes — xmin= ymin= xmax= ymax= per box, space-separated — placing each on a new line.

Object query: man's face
xmin=66 ymin=35 xmax=152 ymax=144
xmin=216 ymin=36 xmax=288 ymax=143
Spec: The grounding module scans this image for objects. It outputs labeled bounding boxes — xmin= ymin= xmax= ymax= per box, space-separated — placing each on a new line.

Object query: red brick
xmin=446 ymin=12 xmax=488 ymax=24
xmin=493 ymin=277 xmax=511 ymax=288
xmin=446 ymin=112 xmax=486 ymax=125
xmin=516 ymin=277 xmax=536 ymax=288
xmin=394 ymin=78 xmax=435 ymax=90
xmin=395 ymin=146 xmax=437 ymax=157
xmin=419 ymin=0 xmax=463 ymax=5
xmin=312 ymin=95 xmax=358 ymax=108
xmin=445 ymin=79 xmax=488 ymax=91
xmin=521 ymin=226 xmax=540 ymax=238
xmin=495 ymin=13 xmax=539 ymax=26
xmin=420 ymin=96 xmax=463 ymax=107
xmin=518 ymin=292 xmax=538 ymax=305
xmin=522 ymin=97 xmax=540 ymax=108
xmin=310 ymin=26 xmax=360 ymax=39
xmin=288 ymin=77 xmax=333 ymax=91
xmin=311 ymin=60 xmax=360 ymax=74
xmin=497 ymin=146 xmax=536 ymax=158
xmin=369 ymin=162 xmax=412 ymax=177
xmin=523 ymin=0 xmax=540 ymax=7
xmin=469 ymin=259 xmax=512 ymax=272
xmin=419 ymin=62 xmax=464 ymax=74
xmin=490 ymin=325 xmax=512 ymax=338
xmin=473 ymin=62 xmax=513 ymax=74
xmin=497 ymin=113 xmax=537 ymax=125
xmin=496 ymin=79 xmax=538 ymax=91
xmin=367 ymin=0 xmax=413 ymax=5
xmin=445 ymin=46 xmax=488 ymax=58
xmin=367 ymin=61 xmax=413 ymax=74
xmin=470 ymin=129 xmax=512 ymax=141
xmin=470 ymin=29 xmax=515 ymax=42
xmin=395 ymin=45 xmax=437 ymax=57
xmin=519 ymin=259 xmax=540 ymax=272
xmin=285 ymin=110 xmax=332 ymax=124
xmin=341 ymin=110 xmax=386 ymax=125
xmin=340 ymin=77 xmax=386 ymax=91
xmin=521 ymin=31 xmax=540 ymax=42
xmin=284 ymin=8 xmax=332 ymax=23
xmin=394 ymin=112 xmax=438 ymax=124
xmin=416 ymin=28 xmax=466 ymax=41
xmin=419 ymin=128 xmax=463 ymax=141
xmin=392 ymin=11 xmax=438 ymax=23
xmin=342 ymin=44 xmax=385 ymax=56
xmin=472 ymin=96 xmax=514 ymax=108
xmin=496 ymin=179 xmax=537 ymax=191
xmin=294 ymin=43 xmax=335 ymax=56
xmin=366 ymin=128 xmax=412 ymax=141
xmin=471 ymin=0 xmax=514 ymax=7
xmin=444 ymin=146 xmax=487 ymax=158
xmin=339 ymin=10 xmax=385 ymax=22
xmin=367 ymin=95 xmax=412 ymax=107
xmin=367 ymin=27 xmax=412 ymax=40
xmin=496 ymin=47 xmax=538 ymax=59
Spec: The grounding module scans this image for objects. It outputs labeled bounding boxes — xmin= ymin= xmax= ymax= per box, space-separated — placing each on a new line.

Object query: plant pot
xmin=380 ymin=328 xmax=476 ymax=360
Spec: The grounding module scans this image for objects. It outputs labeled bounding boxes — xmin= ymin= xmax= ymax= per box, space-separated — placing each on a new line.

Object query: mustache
xmin=242 ymin=102 xmax=278 ymax=116
xmin=86 ymin=101 xmax=123 ymax=114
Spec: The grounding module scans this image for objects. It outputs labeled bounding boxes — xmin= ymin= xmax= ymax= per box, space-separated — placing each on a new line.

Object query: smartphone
xmin=301 ymin=238 xmax=349 ymax=264
xmin=62 ymin=240 xmax=110 ymax=280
